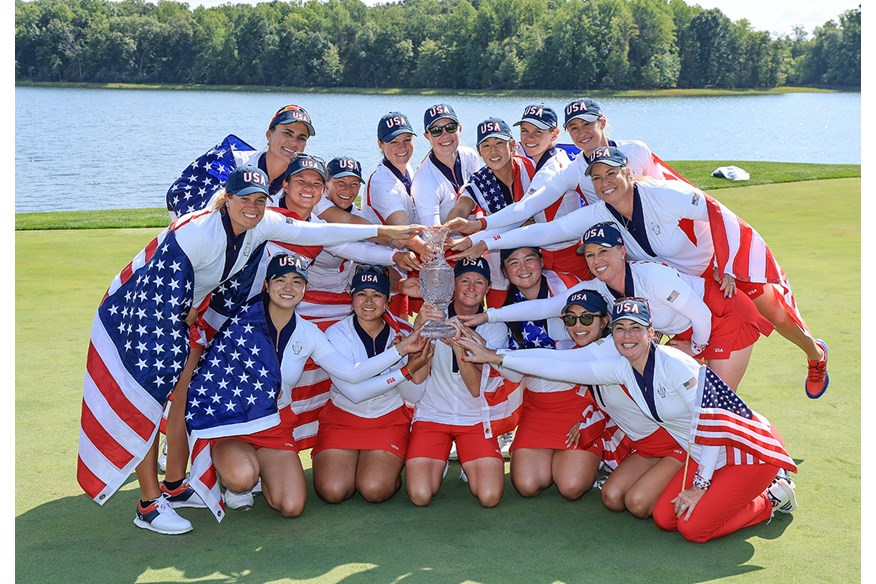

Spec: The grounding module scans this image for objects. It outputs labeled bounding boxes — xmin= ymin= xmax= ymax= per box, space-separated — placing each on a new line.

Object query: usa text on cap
xmin=453 ymin=256 xmax=491 ymax=281
xmin=577 ymin=222 xmax=624 ymax=253
xmin=610 ymin=297 xmax=652 ymax=327
xmin=564 ymin=98 xmax=603 ymax=127
xmin=328 ymin=156 xmax=363 ymax=180
xmin=269 ymin=104 xmax=316 ymax=136
xmin=284 ymin=154 xmax=329 ymax=182
xmin=266 ymin=252 xmax=309 ymax=282
xmin=351 ymin=265 xmax=390 ymax=296
xmin=378 ymin=112 xmax=415 ymax=142
xmin=424 ymin=103 xmax=460 ymax=130
xmin=225 ymin=165 xmax=270 ymax=196
xmin=476 ymin=118 xmax=514 ymax=147
xmin=565 ymin=290 xmax=609 ymax=315
xmin=513 ymin=104 xmax=558 ymax=130
xmin=584 ymin=146 xmax=628 ymax=176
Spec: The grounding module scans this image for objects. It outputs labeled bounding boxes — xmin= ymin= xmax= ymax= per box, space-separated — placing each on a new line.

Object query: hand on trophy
xmin=392 ymin=250 xmax=423 ymax=272
xmin=443 ymin=217 xmax=483 ymax=236
xmin=446 ymin=239 xmax=487 ymax=262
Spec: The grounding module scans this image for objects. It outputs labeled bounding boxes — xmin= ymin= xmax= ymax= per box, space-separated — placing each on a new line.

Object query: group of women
xmin=83 ymin=98 xmax=824 ymax=543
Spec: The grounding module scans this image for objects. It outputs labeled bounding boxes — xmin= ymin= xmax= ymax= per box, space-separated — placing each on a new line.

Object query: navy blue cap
xmin=284 ymin=154 xmax=329 ymax=182
xmin=266 ymin=252 xmax=309 ymax=283
xmin=351 ymin=265 xmax=390 ymax=296
xmin=453 ymin=257 xmax=491 ymax=281
xmin=584 ymin=146 xmax=629 ymax=176
xmin=377 ymin=112 xmax=415 ymax=142
xmin=610 ymin=297 xmax=652 ymax=327
xmin=424 ymin=103 xmax=460 ymax=131
xmin=327 ymin=156 xmax=363 ymax=180
xmin=476 ymin=117 xmax=514 ymax=147
xmin=268 ymin=104 xmax=315 ymax=136
xmin=225 ymin=165 xmax=270 ymax=196
xmin=563 ymin=98 xmax=604 ymax=127
xmin=514 ymin=104 xmax=558 ymax=130
xmin=564 ymin=290 xmax=609 ymax=315
xmin=577 ymin=222 xmax=624 ymax=253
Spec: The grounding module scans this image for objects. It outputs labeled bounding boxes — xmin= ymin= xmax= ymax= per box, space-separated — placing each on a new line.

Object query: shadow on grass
xmin=16 ymin=466 xmax=793 ymax=584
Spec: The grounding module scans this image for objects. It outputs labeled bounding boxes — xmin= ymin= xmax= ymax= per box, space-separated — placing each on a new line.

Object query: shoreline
xmin=14 ymin=81 xmax=855 ymax=98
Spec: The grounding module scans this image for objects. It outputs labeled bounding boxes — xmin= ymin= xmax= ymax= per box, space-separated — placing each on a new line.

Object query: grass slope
xmin=15 ymin=179 xmax=860 ymax=583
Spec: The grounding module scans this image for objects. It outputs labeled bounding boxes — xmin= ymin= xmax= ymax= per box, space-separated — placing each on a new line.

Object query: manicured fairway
xmin=15 ymin=178 xmax=860 ymax=583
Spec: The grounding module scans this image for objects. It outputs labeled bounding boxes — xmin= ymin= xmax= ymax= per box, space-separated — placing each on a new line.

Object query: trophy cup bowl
xmin=419 ymin=226 xmax=457 ymax=339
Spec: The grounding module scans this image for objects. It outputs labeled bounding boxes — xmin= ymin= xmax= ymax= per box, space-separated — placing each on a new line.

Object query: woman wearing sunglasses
xmin=411 ymin=103 xmax=482 ymax=226
xmin=493 ymin=247 xmax=606 ymax=500
xmin=312 ymin=265 xmax=433 ymax=505
xmin=457 ymin=297 xmax=798 ymax=543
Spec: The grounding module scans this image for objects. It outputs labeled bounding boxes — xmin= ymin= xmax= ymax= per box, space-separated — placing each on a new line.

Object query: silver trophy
xmin=419 ymin=226 xmax=456 ymax=339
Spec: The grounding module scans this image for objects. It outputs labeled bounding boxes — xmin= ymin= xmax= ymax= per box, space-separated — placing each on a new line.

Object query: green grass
xmin=14 ymin=162 xmax=861 ymax=231
xmin=17 ymin=80 xmax=847 ymax=98
xmin=15 ymin=178 xmax=860 ymax=583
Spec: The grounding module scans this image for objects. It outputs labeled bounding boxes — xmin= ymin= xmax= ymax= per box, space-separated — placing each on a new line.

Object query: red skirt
xmin=311 ymin=400 xmax=412 ymax=459
xmin=211 ymin=407 xmax=298 ymax=451
xmin=629 ymin=426 xmax=686 ymax=462
xmin=511 ymin=389 xmax=598 ymax=453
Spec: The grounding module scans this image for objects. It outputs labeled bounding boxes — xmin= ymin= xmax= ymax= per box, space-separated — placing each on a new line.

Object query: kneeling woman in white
xmin=208 ymin=253 xmax=426 ymax=517
xmin=460 ymin=297 xmax=797 ymax=543
xmin=312 ymin=266 xmax=432 ymax=504
xmin=405 ymin=257 xmax=523 ymax=508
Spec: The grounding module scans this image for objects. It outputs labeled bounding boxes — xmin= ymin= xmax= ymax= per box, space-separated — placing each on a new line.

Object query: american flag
xmin=469 ymin=165 xmax=508 ymax=214
xmin=691 ymin=366 xmax=797 ymax=473
xmin=577 ymin=393 xmax=632 ymax=471
xmin=186 ymin=295 xmax=284 ymax=521
xmin=652 ymin=155 xmax=808 ymax=333
xmin=166 ymin=134 xmax=256 ymax=219
xmin=77 ymin=220 xmax=197 ymax=504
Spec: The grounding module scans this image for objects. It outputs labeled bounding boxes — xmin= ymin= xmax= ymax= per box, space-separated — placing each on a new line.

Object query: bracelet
xmin=693 ymin=471 xmax=711 ymax=491
xmin=690 ymin=339 xmax=710 ymax=355
xmin=496 ymin=352 xmax=505 ymax=369
xmin=478 ymin=217 xmax=488 ymax=231
xmin=400 ymin=365 xmax=413 ymax=381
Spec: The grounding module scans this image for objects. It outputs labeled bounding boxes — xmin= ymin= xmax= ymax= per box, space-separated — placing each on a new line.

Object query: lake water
xmin=14 ymin=87 xmax=861 ymax=213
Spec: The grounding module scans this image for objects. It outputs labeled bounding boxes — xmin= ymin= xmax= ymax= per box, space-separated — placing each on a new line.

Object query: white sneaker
xmin=460 ymin=467 xmax=468 ymax=483
xmin=252 ymin=478 xmax=263 ymax=496
xmin=766 ymin=476 xmax=797 ymax=514
xmin=134 ymin=497 xmax=193 ymax=535
xmin=224 ymin=489 xmax=254 ymax=511
xmin=448 ymin=441 xmax=459 ymax=461
xmin=497 ymin=432 xmax=514 ymax=459
xmin=157 ymin=438 xmax=168 ymax=474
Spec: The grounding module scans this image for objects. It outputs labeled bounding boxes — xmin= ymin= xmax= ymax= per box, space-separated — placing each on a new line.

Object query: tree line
xmin=14 ymin=0 xmax=861 ymax=90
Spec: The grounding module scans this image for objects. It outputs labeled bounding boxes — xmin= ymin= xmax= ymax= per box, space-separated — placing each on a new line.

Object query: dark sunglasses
xmin=428 ymin=122 xmax=460 ymax=138
xmin=561 ymin=313 xmax=603 ymax=327
xmin=355 ymin=264 xmax=389 ymax=276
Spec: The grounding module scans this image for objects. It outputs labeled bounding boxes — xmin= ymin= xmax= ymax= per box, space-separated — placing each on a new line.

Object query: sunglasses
xmin=355 ymin=264 xmax=389 ymax=276
xmin=428 ymin=122 xmax=460 ymax=138
xmin=561 ymin=313 xmax=604 ymax=327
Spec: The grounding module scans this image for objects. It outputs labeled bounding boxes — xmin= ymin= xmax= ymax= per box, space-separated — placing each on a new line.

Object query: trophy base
xmin=420 ymin=322 xmax=457 ymax=339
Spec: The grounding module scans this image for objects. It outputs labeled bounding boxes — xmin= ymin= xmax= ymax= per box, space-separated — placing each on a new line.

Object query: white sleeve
xmin=639 ymin=264 xmax=712 ymax=346
xmin=483 ymin=167 xmax=578 ymax=230
xmin=483 ymin=204 xmax=599 ymax=251
xmin=368 ymin=174 xmax=409 ymax=223
xmin=412 ymin=172 xmax=443 ymax=227
xmin=324 ymin=240 xmax=396 ymax=265
xmin=329 ymin=365 xmax=411 ymax=404
xmin=485 ymin=294 xmax=567 ymax=323
xmin=309 ymin=326 xmax=404 ymax=382
xmin=501 ymin=348 xmax=628 ymax=386
xmin=262 ymin=211 xmax=379 ymax=246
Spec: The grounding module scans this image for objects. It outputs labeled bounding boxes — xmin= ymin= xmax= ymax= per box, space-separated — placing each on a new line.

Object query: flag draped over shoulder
xmin=653 ymin=155 xmax=807 ymax=332
xmin=166 ymin=134 xmax=256 ymax=219
xmin=78 ymin=224 xmax=195 ymax=504
xmin=186 ymin=295 xmax=283 ymax=521
xmin=692 ymin=366 xmax=797 ymax=473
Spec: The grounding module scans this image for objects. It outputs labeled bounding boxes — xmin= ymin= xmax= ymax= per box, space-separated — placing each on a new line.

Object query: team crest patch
xmin=691 ymin=191 xmax=701 ymax=205
xmin=657 ymin=385 xmax=666 ymax=398
xmin=292 ymin=341 xmax=303 ymax=355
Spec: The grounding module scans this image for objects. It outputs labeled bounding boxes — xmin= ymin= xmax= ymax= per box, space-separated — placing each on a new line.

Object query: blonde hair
xmin=211 ymin=188 xmax=229 ymax=210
